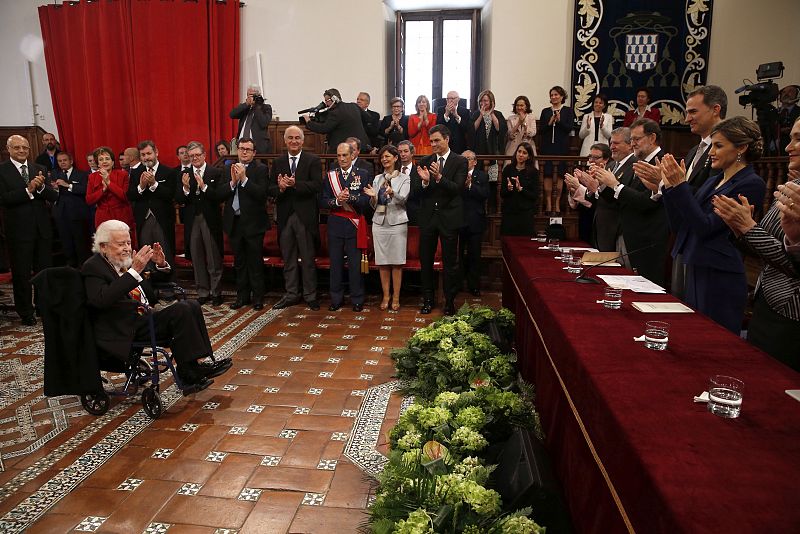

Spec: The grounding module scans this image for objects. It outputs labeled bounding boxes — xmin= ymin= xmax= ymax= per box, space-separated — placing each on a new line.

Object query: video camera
xmin=298 ymin=94 xmax=339 ymax=125
xmin=737 ymin=61 xmax=784 ymax=155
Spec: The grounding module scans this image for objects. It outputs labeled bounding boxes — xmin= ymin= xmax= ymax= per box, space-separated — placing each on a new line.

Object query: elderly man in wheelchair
xmin=83 ymin=219 xmax=231 ymax=396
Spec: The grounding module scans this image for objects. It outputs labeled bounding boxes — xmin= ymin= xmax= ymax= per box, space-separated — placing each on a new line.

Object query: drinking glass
xmin=644 ymin=320 xmax=669 ymax=350
xmin=707 ymin=375 xmax=743 ymax=419
xmin=567 ymin=255 xmax=582 ymax=274
xmin=602 ymin=287 xmax=622 ymax=309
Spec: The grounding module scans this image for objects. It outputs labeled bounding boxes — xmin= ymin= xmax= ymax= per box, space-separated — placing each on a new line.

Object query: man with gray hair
xmin=179 ymin=141 xmax=225 ymax=305
xmin=82 ymin=220 xmax=231 ymax=395
xmin=230 ymin=84 xmax=273 ymax=154
xmin=268 ymin=126 xmax=322 ymax=310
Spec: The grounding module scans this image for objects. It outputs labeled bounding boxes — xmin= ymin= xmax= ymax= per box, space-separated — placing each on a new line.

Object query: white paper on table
xmin=597 ymin=275 xmax=666 ymax=293
xmin=632 ymin=302 xmax=694 ymax=313
xmin=565 ymin=247 xmax=598 ymax=252
xmin=785 ymin=390 xmax=800 ymax=403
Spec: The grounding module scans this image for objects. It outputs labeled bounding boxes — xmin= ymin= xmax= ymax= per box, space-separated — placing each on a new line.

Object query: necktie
xmin=686 ymin=141 xmax=708 ymax=180
xmin=20 ymin=164 xmax=29 ymax=184
xmin=438 ymin=157 xmax=445 ymax=174
xmin=611 ymin=161 xmax=620 ymax=174
xmin=290 ymin=156 xmax=297 ymax=175
xmin=232 ymin=183 xmax=240 ymax=213
xmin=401 ymin=165 xmax=408 ymax=175
xmin=242 ymin=110 xmax=254 ymax=139
xmin=195 ymin=170 xmax=202 ymax=194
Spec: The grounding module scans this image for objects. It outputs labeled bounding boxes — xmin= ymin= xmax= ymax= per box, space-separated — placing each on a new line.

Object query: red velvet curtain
xmin=38 ymin=0 xmax=239 ymax=169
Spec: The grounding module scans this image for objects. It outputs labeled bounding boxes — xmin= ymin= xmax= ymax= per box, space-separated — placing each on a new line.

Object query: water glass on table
xmin=546 ymin=237 xmax=560 ymax=251
xmin=567 ymin=255 xmax=582 ymax=274
xmin=535 ymin=230 xmax=547 ymax=242
xmin=559 ymin=248 xmax=573 ymax=263
xmin=707 ymin=375 xmax=743 ymax=419
xmin=644 ymin=320 xmax=669 ymax=350
xmin=601 ymin=287 xmax=622 ymax=309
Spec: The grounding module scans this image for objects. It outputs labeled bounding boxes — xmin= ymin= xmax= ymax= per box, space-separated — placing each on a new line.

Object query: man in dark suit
xmin=269 ymin=126 xmax=322 ymax=311
xmin=175 ymin=144 xmax=193 ymax=261
xmin=178 ymin=141 xmax=225 ymax=306
xmin=595 ymin=119 xmax=669 ymax=286
xmin=303 ymin=88 xmax=369 ymax=154
xmin=459 ymin=151 xmax=488 ymax=296
xmin=0 ymin=135 xmax=58 ymax=324
xmin=127 ymin=140 xmax=177 ymax=266
xmin=437 ymin=91 xmax=471 ymax=155
xmin=593 ymin=129 xmax=637 ymax=252
xmin=398 ymin=140 xmax=421 ymax=225
xmin=329 ymin=137 xmax=374 ymax=179
xmin=34 ymin=132 xmax=61 ymax=176
xmin=412 ymin=124 xmax=468 ymax=315
xmin=682 ymin=86 xmax=726 ymax=191
xmin=230 ymin=85 xmax=273 ymax=154
xmin=321 ymin=142 xmax=371 ymax=312
xmin=53 ymin=152 xmax=91 ymax=267
xmin=82 ymin=220 xmax=230 ymax=395
xmin=219 ymin=137 xmax=269 ymax=310
xmin=357 ymin=91 xmax=382 ymax=152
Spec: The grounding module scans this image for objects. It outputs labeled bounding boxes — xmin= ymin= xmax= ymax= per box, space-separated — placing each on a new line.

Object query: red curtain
xmin=38 ymin=0 xmax=240 ymax=169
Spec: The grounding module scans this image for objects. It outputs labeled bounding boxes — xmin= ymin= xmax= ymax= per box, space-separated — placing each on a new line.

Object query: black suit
xmin=436 ymin=107 xmax=471 ymax=154
xmin=380 ymin=115 xmax=409 ymax=146
xmin=412 ymin=152 xmax=468 ymax=301
xmin=127 ymin=163 xmax=177 ymax=263
xmin=0 ymin=159 xmax=58 ymax=319
xmin=362 ymin=108 xmax=382 ymax=150
xmin=460 ymin=168 xmax=488 ymax=291
xmin=82 ymin=253 xmax=212 ymax=365
xmin=306 ymin=102 xmax=369 ymax=154
xmin=601 ymin=149 xmax=669 ymax=285
xmin=685 ymin=142 xmax=713 ymax=192
xmin=230 ymin=102 xmax=273 ymax=154
xmin=403 ymin=163 xmax=421 ymax=226
xmin=35 ymin=150 xmax=61 ymax=176
xmin=53 ymin=167 xmax=91 ymax=267
xmin=269 ymin=151 xmax=322 ymax=302
xmin=589 ymin=155 xmax=637 ymax=251
xmin=219 ymin=161 xmax=269 ymax=303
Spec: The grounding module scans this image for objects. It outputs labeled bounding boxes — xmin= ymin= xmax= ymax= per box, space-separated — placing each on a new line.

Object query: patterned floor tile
xmin=205 ymin=451 xmax=228 ymax=463
xmin=116 ymin=478 xmax=144 ymax=491
xmin=177 ymin=482 xmax=203 ymax=496
xmin=74 ymin=515 xmax=107 ymax=532
xmin=237 ymin=488 xmax=262 ymax=501
xmin=260 ymin=455 xmax=281 ymax=466
xmin=302 ymin=492 xmax=326 ymax=506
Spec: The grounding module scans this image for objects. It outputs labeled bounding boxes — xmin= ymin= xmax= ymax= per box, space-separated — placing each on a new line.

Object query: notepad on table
xmin=580 ymin=251 xmax=621 ymax=266
xmin=632 ymin=302 xmax=694 ymax=313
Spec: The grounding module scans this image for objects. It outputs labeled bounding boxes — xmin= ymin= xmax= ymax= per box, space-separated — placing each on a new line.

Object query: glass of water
xmin=644 ymin=320 xmax=669 ymax=350
xmin=536 ymin=230 xmax=547 ymax=242
xmin=602 ymin=287 xmax=623 ymax=309
xmin=567 ymin=255 xmax=582 ymax=274
xmin=707 ymin=375 xmax=743 ymax=419
xmin=546 ymin=237 xmax=560 ymax=251
xmin=559 ymin=248 xmax=573 ymax=263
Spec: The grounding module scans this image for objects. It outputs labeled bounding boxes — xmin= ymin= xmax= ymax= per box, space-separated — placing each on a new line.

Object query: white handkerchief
xmin=633 ymin=335 xmax=645 ymax=342
xmin=694 ymin=391 xmax=709 ymax=403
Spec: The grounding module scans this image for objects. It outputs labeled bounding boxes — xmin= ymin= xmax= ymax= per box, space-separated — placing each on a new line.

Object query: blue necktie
xmin=290 ymin=156 xmax=297 ymax=175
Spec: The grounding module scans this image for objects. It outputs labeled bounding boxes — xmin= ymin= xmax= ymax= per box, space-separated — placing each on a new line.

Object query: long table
xmin=502 ymin=237 xmax=800 ymax=533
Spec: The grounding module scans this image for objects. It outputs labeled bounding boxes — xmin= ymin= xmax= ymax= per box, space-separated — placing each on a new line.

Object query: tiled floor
xmin=0 ymin=290 xmax=499 ymax=533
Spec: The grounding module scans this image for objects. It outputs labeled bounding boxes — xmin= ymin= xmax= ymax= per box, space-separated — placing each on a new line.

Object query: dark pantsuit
xmin=9 ymin=237 xmax=51 ymax=318
xmin=230 ymin=218 xmax=265 ymax=302
xmin=189 ymin=214 xmax=223 ymax=298
xmin=420 ymin=225 xmax=458 ymax=301
xmin=458 ymin=228 xmax=482 ymax=292
xmin=685 ymin=265 xmax=746 ymax=334
xmin=748 ymin=293 xmax=800 ymax=372
xmin=281 ymin=213 xmax=317 ymax=302
xmin=133 ymin=299 xmax=212 ymax=364
xmin=328 ymin=227 xmax=363 ymax=307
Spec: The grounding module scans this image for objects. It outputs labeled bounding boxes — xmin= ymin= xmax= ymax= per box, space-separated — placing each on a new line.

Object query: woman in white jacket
xmin=579 ymin=94 xmax=613 ymax=156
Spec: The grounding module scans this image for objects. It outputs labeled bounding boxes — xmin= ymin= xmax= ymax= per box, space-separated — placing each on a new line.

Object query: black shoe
xmin=197 ymin=296 xmax=210 ymax=305
xmin=253 ymin=299 xmax=264 ymax=311
xmin=470 ymin=288 xmax=481 ymax=297
xmin=230 ymin=299 xmax=249 ymax=310
xmin=443 ymin=300 xmax=456 ymax=316
xmin=329 ymin=303 xmax=342 ymax=311
xmin=306 ymin=300 xmax=320 ymax=311
xmin=198 ymin=359 xmax=233 ymax=379
xmin=212 ymin=295 xmax=224 ymax=306
xmin=21 ymin=316 xmax=36 ymax=326
xmin=181 ymin=377 xmax=213 ymax=396
xmin=420 ymin=300 xmax=433 ymax=315
xmin=273 ymin=296 xmax=301 ymax=309
xmin=352 ymin=303 xmax=364 ymax=312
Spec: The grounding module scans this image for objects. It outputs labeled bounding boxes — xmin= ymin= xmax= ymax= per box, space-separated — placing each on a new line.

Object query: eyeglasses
xmin=587 ymin=155 xmax=604 ymax=160
xmin=189 ymin=153 xmax=204 ymax=159
xmin=238 ymin=147 xmax=254 ymax=153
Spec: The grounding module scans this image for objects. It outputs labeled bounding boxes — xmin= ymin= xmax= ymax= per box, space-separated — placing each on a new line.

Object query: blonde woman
xmin=408 ymin=95 xmax=437 ymax=155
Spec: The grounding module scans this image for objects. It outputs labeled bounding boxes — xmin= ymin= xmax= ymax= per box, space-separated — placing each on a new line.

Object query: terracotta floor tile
xmin=275 ymin=371 xmax=325 ymax=393
xmin=288 ymin=505 xmax=368 ymax=534
xmin=132 ymin=457 xmax=220 ymax=483
xmin=286 ymin=414 xmax=355 ymax=433
xmin=155 ymin=524 xmax=216 ymax=534
xmin=198 ymin=452 xmax=262 ymax=498
xmin=170 ymin=424 xmax=230 ymax=460
xmin=215 ymin=434 xmax=290 ymax=457
xmin=225 ymin=373 xmax=276 ymax=387
xmin=50 ymin=486 xmax=131 ymax=516
xmin=256 ymin=391 xmax=314 ymax=408
xmin=323 ymin=462 xmax=373 ymax=509
xmin=154 ymin=494 xmax=254 ymax=528
xmin=188 ymin=407 xmax=260 ymax=427
xmin=25 ymin=512 xmax=85 ymax=534
xmin=247 ymin=465 xmax=333 ymax=493
xmin=100 ymin=479 xmax=183 ymax=533
xmin=280 ymin=431 xmax=336 ymax=469
xmin=309 ymin=389 xmax=352 ymax=415
xmin=80 ymin=445 xmax=152 ymax=489
xmin=129 ymin=428 xmax=192 ymax=449
xmin=240 ymin=490 xmax=304 ymax=534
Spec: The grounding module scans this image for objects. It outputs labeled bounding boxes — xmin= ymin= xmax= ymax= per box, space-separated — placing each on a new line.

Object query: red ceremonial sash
xmin=327 ymin=170 xmax=367 ymax=250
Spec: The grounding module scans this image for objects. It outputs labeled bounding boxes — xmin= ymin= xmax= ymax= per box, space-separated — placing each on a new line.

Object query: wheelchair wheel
xmin=81 ymin=391 xmax=110 ymax=416
xmin=142 ymin=387 xmax=163 ymax=419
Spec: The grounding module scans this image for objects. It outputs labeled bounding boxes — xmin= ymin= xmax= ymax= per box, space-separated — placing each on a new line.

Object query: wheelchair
xmin=35 ymin=266 xmax=194 ymax=420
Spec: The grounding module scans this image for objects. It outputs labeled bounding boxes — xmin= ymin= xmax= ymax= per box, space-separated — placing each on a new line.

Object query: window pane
xmin=404 ymin=20 xmax=433 ymax=106
xmin=442 ymin=19 xmax=472 ymax=105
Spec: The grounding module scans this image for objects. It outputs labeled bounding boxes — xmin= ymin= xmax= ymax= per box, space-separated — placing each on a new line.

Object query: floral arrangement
xmin=367 ymin=306 xmax=546 ymax=533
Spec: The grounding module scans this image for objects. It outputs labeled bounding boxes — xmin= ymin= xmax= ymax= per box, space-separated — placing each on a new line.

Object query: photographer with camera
xmin=301 ymin=88 xmax=369 ymax=154
xmin=230 ymin=85 xmax=273 ymax=155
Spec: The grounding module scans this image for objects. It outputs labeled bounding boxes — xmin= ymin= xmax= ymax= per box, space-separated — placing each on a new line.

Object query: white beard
xmin=107 ymin=255 xmax=133 ymax=272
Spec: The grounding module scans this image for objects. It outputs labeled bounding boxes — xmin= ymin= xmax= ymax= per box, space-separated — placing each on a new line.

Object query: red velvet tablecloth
xmin=502 ymin=237 xmax=800 ymax=533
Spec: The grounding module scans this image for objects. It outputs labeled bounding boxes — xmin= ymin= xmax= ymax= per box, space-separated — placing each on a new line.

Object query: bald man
xmin=0 ymin=135 xmax=59 ymax=325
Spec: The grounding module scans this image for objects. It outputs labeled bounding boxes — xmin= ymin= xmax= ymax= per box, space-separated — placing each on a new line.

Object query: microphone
xmin=734 ymin=84 xmax=751 ymax=94
xmin=574 ymin=242 xmax=657 ymax=284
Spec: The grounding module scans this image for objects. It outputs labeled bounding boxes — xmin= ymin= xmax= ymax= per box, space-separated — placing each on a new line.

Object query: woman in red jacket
xmin=85 ymin=146 xmax=135 ymax=234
